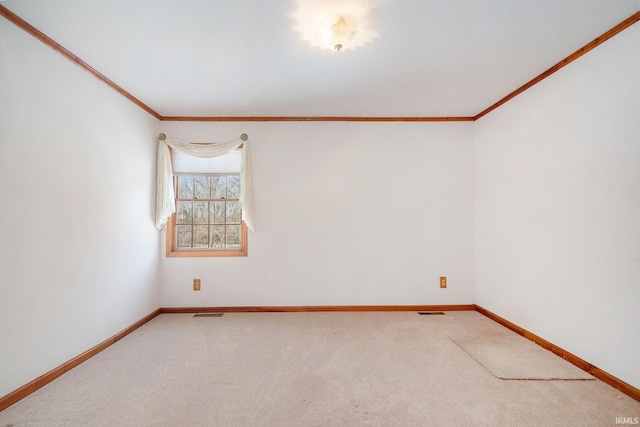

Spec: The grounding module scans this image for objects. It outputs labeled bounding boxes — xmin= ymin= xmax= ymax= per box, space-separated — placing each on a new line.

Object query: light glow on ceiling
xmin=291 ymin=0 xmax=384 ymax=51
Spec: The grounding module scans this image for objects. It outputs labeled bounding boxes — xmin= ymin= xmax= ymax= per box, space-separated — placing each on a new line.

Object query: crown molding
xmin=474 ymin=10 xmax=640 ymax=120
xmin=0 ymin=5 xmax=162 ymax=120
xmin=160 ymin=116 xmax=475 ymax=122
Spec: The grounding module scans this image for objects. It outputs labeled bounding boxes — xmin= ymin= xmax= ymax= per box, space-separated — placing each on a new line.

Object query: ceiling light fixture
xmin=291 ymin=0 xmax=382 ymax=52
xmin=317 ymin=14 xmax=358 ymax=51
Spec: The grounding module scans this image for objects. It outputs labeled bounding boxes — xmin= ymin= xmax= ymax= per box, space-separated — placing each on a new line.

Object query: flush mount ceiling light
xmin=291 ymin=0 xmax=383 ymax=52
xmin=317 ymin=14 xmax=358 ymax=51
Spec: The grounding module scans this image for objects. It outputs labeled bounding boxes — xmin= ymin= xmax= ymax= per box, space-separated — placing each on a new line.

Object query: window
xmin=166 ymin=150 xmax=248 ymax=257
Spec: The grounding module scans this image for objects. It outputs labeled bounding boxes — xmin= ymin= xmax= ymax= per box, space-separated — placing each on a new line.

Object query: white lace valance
xmin=155 ymin=134 xmax=255 ymax=232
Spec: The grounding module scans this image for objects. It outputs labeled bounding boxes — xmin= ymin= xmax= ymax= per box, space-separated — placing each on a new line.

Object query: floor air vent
xmin=418 ymin=312 xmax=446 ymax=315
xmin=193 ymin=313 xmax=223 ymax=317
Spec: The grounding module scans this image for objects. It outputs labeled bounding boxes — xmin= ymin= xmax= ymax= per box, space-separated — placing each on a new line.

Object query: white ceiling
xmin=3 ymin=0 xmax=639 ymax=117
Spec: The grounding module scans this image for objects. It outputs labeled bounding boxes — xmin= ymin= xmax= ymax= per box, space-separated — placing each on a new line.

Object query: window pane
xmin=212 ymin=176 xmax=227 ymax=199
xmin=210 ymin=201 xmax=225 ymax=224
xmin=177 ymin=201 xmax=192 ymax=224
xmin=178 ymin=177 xmax=194 ymax=199
xmin=226 ymin=201 xmax=241 ymax=223
xmin=177 ymin=225 xmax=192 ymax=248
xmin=211 ymin=225 xmax=225 ymax=248
xmin=226 ymin=225 xmax=241 ymax=247
xmin=193 ymin=225 xmax=209 ymax=248
xmin=193 ymin=201 xmax=209 ymax=224
xmin=227 ymin=176 xmax=240 ymax=199
xmin=195 ymin=176 xmax=210 ymax=199
xmin=173 ymin=173 xmax=245 ymax=254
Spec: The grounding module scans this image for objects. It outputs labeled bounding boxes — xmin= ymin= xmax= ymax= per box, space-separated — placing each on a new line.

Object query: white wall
xmin=160 ymin=121 xmax=475 ymax=307
xmin=475 ymin=23 xmax=640 ymax=389
xmin=0 ymin=21 xmax=160 ymax=396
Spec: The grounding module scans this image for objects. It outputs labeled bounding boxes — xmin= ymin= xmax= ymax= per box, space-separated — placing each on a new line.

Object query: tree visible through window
xmin=167 ymin=174 xmax=247 ymax=256
xmin=176 ymin=174 xmax=242 ymax=248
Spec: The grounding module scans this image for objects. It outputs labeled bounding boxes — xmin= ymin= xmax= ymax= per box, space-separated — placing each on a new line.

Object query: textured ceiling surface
xmin=2 ymin=0 xmax=639 ymax=117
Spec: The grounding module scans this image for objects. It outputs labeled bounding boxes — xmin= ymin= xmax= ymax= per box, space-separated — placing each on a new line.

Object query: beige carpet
xmin=0 ymin=311 xmax=638 ymax=426
xmin=450 ymin=335 xmax=595 ymax=380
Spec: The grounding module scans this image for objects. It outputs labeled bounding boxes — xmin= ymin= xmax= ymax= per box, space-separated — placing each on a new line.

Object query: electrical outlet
xmin=440 ymin=276 xmax=447 ymax=288
xmin=193 ymin=279 xmax=201 ymax=291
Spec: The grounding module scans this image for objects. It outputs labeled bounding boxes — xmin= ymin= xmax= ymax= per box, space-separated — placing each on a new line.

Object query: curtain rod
xmin=157 ymin=133 xmax=248 ymax=141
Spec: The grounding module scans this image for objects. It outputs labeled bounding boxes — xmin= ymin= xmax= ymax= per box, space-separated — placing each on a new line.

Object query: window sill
xmin=166 ymin=248 xmax=247 ymax=257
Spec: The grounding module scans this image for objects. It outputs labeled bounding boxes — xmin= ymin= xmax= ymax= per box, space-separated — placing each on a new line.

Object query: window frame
xmin=165 ymin=149 xmax=248 ymax=258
